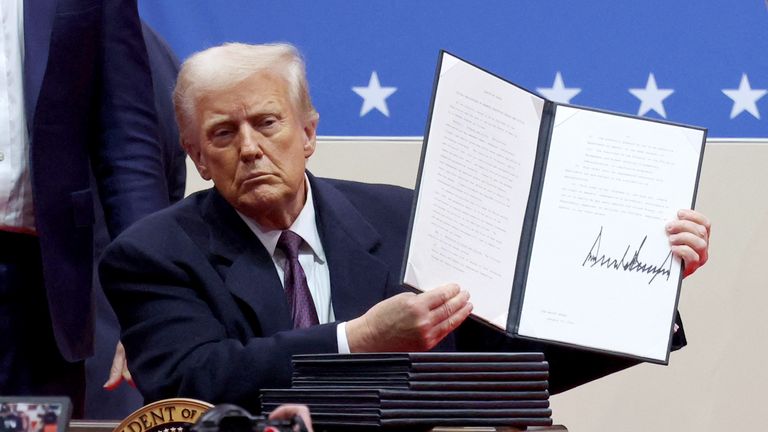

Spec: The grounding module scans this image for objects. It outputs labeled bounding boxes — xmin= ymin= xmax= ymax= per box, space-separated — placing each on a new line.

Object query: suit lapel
xmin=309 ymin=174 xmax=391 ymax=321
xmin=23 ymin=0 xmax=57 ymax=127
xmin=199 ymin=190 xmax=293 ymax=335
xmin=225 ymin=248 xmax=294 ymax=335
xmin=197 ymin=175 xmax=393 ymax=331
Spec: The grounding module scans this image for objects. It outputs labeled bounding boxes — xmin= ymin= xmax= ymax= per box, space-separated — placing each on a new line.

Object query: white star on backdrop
xmin=536 ymin=72 xmax=581 ymax=103
xmin=629 ymin=73 xmax=674 ymax=118
xmin=352 ymin=71 xmax=397 ymax=117
xmin=722 ymin=73 xmax=767 ymax=119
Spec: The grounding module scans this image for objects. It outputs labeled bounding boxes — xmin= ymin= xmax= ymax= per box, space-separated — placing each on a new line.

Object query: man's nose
xmin=240 ymin=127 xmax=264 ymax=161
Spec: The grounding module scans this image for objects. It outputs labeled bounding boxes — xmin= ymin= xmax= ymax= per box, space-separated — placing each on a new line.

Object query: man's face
xmin=186 ymin=71 xmax=317 ymax=228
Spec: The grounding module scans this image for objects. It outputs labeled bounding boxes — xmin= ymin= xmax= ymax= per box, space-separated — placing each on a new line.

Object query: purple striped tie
xmin=276 ymin=230 xmax=319 ymax=328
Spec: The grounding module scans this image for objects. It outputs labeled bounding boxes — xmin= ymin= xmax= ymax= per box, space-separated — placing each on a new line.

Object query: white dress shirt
xmin=0 ymin=0 xmax=34 ymax=233
xmin=237 ymin=176 xmax=351 ymax=353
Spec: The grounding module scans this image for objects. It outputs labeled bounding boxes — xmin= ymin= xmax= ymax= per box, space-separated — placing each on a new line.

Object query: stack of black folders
xmin=260 ymin=352 xmax=552 ymax=429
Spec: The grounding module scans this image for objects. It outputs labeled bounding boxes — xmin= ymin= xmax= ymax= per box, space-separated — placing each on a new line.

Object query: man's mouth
xmin=239 ymin=172 xmax=273 ymax=187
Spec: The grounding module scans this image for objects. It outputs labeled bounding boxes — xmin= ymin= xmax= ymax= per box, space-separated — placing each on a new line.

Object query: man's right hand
xmin=346 ymin=284 xmax=472 ymax=352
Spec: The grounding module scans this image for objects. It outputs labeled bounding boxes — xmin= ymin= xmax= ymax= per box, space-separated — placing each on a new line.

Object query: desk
xmin=69 ymin=421 xmax=118 ymax=432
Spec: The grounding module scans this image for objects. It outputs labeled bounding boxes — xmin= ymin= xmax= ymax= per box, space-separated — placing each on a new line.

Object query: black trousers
xmin=0 ymin=231 xmax=85 ymax=418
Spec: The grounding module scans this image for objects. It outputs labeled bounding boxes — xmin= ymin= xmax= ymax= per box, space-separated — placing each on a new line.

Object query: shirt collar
xmin=237 ymin=175 xmax=326 ymax=262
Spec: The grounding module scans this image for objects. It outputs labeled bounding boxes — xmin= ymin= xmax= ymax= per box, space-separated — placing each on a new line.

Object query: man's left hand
xmin=667 ymin=209 xmax=711 ymax=278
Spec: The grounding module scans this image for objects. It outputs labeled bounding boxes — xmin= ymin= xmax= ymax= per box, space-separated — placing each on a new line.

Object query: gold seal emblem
xmin=113 ymin=399 xmax=213 ymax=432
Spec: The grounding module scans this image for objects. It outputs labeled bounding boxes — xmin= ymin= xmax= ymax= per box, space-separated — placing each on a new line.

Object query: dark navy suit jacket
xmin=101 ymin=175 xmax=413 ymax=411
xmin=24 ymin=0 xmax=169 ymax=362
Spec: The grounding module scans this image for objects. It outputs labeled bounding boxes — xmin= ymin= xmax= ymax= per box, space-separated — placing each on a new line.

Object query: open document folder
xmin=402 ymin=51 xmax=706 ymax=363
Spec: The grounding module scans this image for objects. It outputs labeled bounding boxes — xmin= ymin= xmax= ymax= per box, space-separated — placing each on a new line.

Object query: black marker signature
xmin=582 ymin=226 xmax=673 ymax=285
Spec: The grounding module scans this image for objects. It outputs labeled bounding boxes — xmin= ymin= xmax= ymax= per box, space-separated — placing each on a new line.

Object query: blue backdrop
xmin=138 ymin=1 xmax=768 ymax=138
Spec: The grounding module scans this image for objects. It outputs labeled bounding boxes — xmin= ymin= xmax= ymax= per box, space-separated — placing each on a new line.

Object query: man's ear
xmin=182 ymin=138 xmax=211 ymax=181
xmin=303 ymin=112 xmax=319 ymax=158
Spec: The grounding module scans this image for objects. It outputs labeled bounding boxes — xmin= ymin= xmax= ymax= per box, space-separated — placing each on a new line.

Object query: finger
xmin=668 ymin=231 xmax=708 ymax=252
xmin=421 ymin=284 xmax=461 ymax=309
xmin=429 ymin=290 xmax=470 ymax=325
xmin=674 ymin=209 xmax=711 ymax=235
xmin=103 ymin=375 xmax=120 ymax=390
xmin=671 ymin=245 xmax=701 ymax=271
xmin=666 ymin=219 xmax=708 ymax=239
xmin=123 ymin=363 xmax=135 ymax=387
xmin=669 ymin=232 xmax=708 ymax=268
xmin=103 ymin=358 xmax=124 ymax=390
xmin=430 ymin=302 xmax=474 ymax=345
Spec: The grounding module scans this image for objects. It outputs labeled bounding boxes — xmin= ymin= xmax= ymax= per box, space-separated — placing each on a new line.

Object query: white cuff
xmin=336 ymin=321 xmax=351 ymax=354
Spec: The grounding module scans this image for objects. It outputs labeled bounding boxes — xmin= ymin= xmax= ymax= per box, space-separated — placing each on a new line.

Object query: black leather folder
xmin=261 ymin=388 xmax=550 ymax=402
xmin=290 ymin=380 xmax=549 ymax=391
xmin=292 ymin=352 xmax=545 ymax=367
xmin=379 ymin=398 xmax=549 ymax=409
xmin=292 ymin=370 xmax=549 ymax=382
xmin=264 ymin=399 xmax=550 ymax=412
xmin=378 ymin=417 xmax=553 ymax=427
xmin=379 ymin=408 xmax=552 ymax=418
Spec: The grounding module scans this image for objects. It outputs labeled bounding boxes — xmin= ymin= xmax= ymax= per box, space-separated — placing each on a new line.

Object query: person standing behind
xmin=0 ymin=0 xmax=170 ymax=417
xmin=84 ymin=20 xmax=187 ymax=419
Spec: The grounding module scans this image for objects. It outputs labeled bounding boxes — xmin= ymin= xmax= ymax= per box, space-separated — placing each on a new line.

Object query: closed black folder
xmin=292 ymin=352 xmax=545 ymax=365
xmin=289 ymin=380 xmax=548 ymax=391
xmin=380 ymin=408 xmax=552 ymax=419
xmin=379 ymin=399 xmax=549 ymax=409
xmin=261 ymin=388 xmax=550 ymax=402
xmin=263 ymin=399 xmax=549 ymax=411
xmin=292 ymin=370 xmax=549 ymax=382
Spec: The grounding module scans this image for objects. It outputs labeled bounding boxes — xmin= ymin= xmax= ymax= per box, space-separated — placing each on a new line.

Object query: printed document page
xmin=518 ymin=105 xmax=704 ymax=361
xmin=404 ymin=53 xmax=544 ymax=328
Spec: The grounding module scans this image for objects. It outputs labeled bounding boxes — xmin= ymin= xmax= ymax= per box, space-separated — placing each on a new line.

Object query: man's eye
xmin=261 ymin=117 xmax=278 ymax=128
xmin=213 ymin=128 xmax=233 ymax=138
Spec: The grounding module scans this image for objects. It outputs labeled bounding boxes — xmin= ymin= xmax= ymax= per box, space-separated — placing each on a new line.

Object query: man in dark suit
xmin=0 ymin=0 xmax=170 ymax=417
xmin=100 ymin=42 xmax=711 ymax=413
xmin=101 ymin=42 xmax=473 ymax=412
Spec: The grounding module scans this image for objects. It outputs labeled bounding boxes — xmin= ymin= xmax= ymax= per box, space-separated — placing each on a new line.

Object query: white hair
xmin=173 ymin=42 xmax=317 ymax=145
